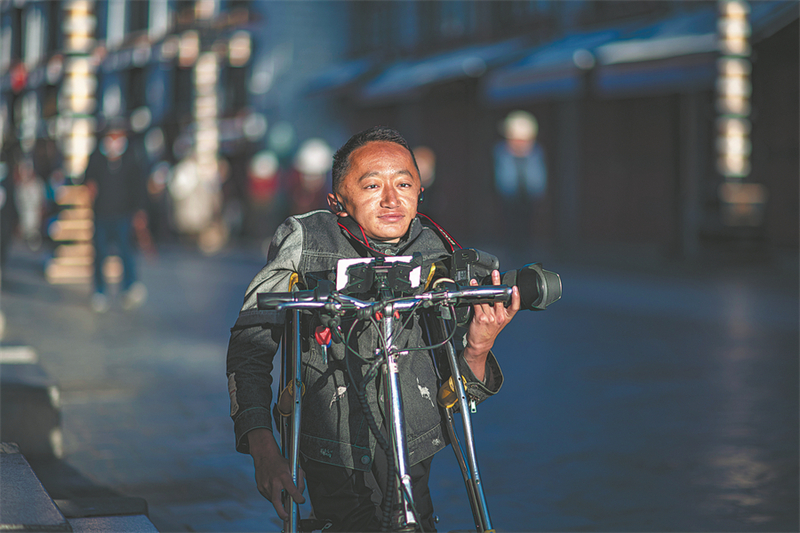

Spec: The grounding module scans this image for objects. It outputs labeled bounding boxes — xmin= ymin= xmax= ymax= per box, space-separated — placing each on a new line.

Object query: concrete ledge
xmin=0 ymin=443 xmax=71 ymax=531
xmin=68 ymin=515 xmax=159 ymax=533
xmin=1 ymin=443 xmax=161 ymax=532
xmin=55 ymin=497 xmax=149 ymax=519
xmin=0 ymin=349 xmax=62 ymax=458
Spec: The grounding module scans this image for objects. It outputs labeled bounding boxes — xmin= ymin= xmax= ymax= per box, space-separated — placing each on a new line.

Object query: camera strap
xmin=418 ymin=213 xmax=461 ymax=253
xmin=337 ymin=213 xmax=461 ymax=259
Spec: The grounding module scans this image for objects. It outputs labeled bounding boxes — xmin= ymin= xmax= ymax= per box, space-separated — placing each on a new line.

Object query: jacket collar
xmin=336 ymin=212 xmax=460 ymax=258
xmin=337 ymin=214 xmax=423 ymax=258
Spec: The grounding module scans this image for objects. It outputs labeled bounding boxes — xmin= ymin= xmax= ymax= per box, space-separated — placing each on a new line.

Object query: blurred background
xmin=0 ymin=1 xmax=797 ymax=532
xmin=0 ymin=0 xmax=797 ymax=262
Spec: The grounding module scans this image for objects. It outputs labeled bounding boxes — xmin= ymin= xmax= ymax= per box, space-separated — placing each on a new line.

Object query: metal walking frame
xmin=258 ymin=256 xmax=561 ymax=533
xmin=261 ymin=287 xmax=507 ymax=533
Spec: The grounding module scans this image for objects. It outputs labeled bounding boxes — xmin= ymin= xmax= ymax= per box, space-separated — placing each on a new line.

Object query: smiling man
xmin=328 ymin=139 xmax=419 ymax=243
xmin=226 ymin=126 xmax=519 ymax=532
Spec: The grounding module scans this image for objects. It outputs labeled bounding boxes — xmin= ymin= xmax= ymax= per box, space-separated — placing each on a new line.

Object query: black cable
xmin=402 ymin=304 xmax=458 ymax=353
xmin=398 ymin=302 xmax=422 ymax=333
xmin=345 ymin=350 xmax=395 ymax=531
xmin=324 ymin=297 xmax=456 ymax=531
xmin=339 ymin=316 xmax=393 ymax=527
xmin=362 ymin=314 xmax=398 ymax=531
xmin=342 ymin=317 xmax=380 ymax=363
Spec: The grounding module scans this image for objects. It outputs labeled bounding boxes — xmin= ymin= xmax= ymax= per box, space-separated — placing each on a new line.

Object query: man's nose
xmin=381 ymin=186 xmax=400 ymax=208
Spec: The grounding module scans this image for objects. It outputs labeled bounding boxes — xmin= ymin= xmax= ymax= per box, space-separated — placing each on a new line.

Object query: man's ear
xmin=327 ymin=193 xmax=346 ymax=216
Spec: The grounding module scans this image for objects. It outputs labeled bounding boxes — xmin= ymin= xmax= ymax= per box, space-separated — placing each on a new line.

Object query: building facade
xmin=2 ymin=0 xmax=797 ymax=278
xmin=316 ymin=0 xmax=798 ymax=259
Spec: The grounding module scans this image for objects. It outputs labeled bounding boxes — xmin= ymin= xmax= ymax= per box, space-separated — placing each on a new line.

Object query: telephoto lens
xmin=482 ymin=263 xmax=561 ymax=311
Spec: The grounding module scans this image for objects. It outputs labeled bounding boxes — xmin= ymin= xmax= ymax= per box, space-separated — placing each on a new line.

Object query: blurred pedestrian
xmin=15 ymin=157 xmax=45 ymax=251
xmin=0 ymin=158 xmax=19 ymax=276
xmin=245 ymin=150 xmax=282 ymax=239
xmin=286 ymin=138 xmax=332 ymax=216
xmin=493 ymin=110 xmax=547 ymax=250
xmin=413 ymin=145 xmax=439 ymax=217
xmin=84 ymin=117 xmax=148 ymax=312
xmin=39 ymin=139 xmax=67 ymax=257
xmin=145 ymin=160 xmax=174 ymax=244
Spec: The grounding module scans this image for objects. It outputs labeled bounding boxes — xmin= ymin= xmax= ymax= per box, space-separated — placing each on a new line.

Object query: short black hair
xmin=331 ymin=126 xmax=420 ymax=194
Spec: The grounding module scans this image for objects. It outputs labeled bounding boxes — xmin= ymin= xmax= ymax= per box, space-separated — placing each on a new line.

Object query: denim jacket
xmin=226 ymin=210 xmax=503 ymax=471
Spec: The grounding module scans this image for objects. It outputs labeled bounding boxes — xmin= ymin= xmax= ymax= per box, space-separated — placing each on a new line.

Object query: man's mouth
xmin=379 ymin=213 xmax=404 ymax=222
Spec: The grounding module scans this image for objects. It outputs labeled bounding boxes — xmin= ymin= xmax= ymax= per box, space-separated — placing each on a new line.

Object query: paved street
xmin=1 ymin=240 xmax=797 ymax=533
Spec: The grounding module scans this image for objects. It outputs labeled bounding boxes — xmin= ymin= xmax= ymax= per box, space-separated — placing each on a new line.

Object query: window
xmin=577 ymin=0 xmax=674 ymax=28
xmin=490 ymin=0 xmax=558 ymax=40
xmin=129 ymin=0 xmax=149 ymax=34
xmin=127 ymin=66 xmax=146 ymax=111
xmin=149 ymin=0 xmax=170 ymax=40
xmin=47 ymin=1 xmax=61 ymax=55
xmin=173 ymin=66 xmax=193 ymax=122
xmin=106 ymin=0 xmax=126 ymax=50
xmin=223 ymin=65 xmax=248 ymax=114
xmin=23 ymin=3 xmax=44 ymax=68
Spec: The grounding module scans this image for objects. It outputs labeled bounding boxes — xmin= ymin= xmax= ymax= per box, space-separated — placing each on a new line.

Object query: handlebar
xmin=256 ymin=281 xmax=513 ymax=315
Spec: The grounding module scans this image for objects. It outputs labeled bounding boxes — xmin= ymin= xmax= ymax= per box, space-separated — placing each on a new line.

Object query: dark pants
xmin=301 ymin=448 xmax=437 ymax=533
xmin=93 ymin=215 xmax=136 ymax=294
xmin=502 ymin=196 xmax=534 ymax=250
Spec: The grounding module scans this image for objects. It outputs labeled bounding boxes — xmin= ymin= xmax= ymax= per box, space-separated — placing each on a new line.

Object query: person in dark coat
xmin=84 ymin=117 xmax=148 ymax=312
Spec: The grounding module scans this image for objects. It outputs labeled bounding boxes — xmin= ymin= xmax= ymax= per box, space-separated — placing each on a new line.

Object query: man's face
xmin=328 ymin=141 xmax=422 ymax=243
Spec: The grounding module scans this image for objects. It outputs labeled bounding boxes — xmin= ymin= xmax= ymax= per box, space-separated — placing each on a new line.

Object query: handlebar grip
xmin=257 ymin=290 xmax=321 ymax=310
xmin=257 ymin=292 xmax=300 ymax=310
xmin=257 ymin=282 xmax=333 ymax=310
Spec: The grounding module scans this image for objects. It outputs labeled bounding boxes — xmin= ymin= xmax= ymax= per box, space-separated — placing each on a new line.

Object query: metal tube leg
xmin=443 ymin=407 xmax=483 ymax=529
xmin=441 ymin=320 xmax=494 ymax=533
xmin=382 ymin=308 xmax=417 ymax=531
xmin=282 ymin=310 xmax=303 ymax=533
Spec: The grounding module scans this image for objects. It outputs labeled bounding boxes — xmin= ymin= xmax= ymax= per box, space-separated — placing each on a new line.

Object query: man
xmin=227 ymin=126 xmax=520 ymax=531
xmin=84 ymin=117 xmax=148 ymax=312
xmin=0 ymin=147 xmax=19 ymax=275
xmin=493 ymin=110 xmax=547 ymax=250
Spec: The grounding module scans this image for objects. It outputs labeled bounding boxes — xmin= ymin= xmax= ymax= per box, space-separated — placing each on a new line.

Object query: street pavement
xmin=0 ymin=239 xmax=797 ymax=533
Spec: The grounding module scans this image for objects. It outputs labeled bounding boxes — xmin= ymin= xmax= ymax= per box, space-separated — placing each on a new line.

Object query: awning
xmin=304 ymin=57 xmax=375 ymax=96
xmin=593 ymin=2 xmax=798 ymax=97
xmin=484 ymin=1 xmax=798 ymax=103
xmin=357 ymin=38 xmax=525 ymax=105
xmin=482 ymin=29 xmax=623 ymax=105
xmin=593 ymin=8 xmax=719 ymax=97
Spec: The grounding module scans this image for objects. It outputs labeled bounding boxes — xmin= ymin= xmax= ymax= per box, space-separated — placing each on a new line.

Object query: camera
xmin=449 ymin=248 xmax=561 ymax=322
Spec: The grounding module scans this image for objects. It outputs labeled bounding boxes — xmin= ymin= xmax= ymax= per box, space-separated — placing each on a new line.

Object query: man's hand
xmin=247 ymin=428 xmax=306 ymax=520
xmin=463 ymin=270 xmax=520 ymax=381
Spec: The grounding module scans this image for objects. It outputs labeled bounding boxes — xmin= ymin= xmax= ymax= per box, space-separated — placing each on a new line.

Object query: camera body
xmin=448 ymin=248 xmax=562 ymax=324
xmin=451 ymin=248 xmax=500 ymax=286
xmin=449 ymin=249 xmax=499 ymax=325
